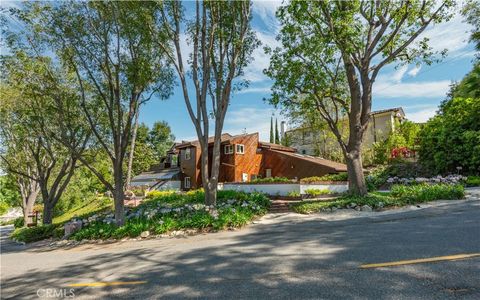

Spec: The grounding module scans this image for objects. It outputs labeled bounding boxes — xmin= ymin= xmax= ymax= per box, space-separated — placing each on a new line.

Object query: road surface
xmin=1 ymin=196 xmax=479 ymax=299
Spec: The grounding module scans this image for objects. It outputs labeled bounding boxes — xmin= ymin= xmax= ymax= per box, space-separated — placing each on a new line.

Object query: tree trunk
xmin=345 ymin=149 xmax=367 ymax=195
xmin=125 ymin=105 xmax=140 ymax=189
xmin=205 ymin=182 xmax=217 ymax=206
xmin=42 ymin=202 xmax=53 ymax=225
xmin=113 ymin=167 xmax=125 ymax=226
xmin=23 ymin=193 xmax=37 ymax=227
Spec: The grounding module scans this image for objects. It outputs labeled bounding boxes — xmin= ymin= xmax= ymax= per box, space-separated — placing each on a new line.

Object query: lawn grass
xmin=292 ymin=184 xmax=465 ymax=214
xmin=11 ymin=196 xmax=113 ymax=243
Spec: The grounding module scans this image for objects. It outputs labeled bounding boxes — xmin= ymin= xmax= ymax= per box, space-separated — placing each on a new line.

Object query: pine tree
xmin=275 ymin=118 xmax=280 ymax=144
xmin=270 ymin=116 xmax=274 ymax=143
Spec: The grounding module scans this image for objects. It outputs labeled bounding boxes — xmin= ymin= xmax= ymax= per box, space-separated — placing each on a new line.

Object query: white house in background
xmin=284 ymin=107 xmax=406 ymax=157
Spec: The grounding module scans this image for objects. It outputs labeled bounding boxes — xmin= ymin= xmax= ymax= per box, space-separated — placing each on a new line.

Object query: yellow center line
xmin=67 ymin=281 xmax=147 ymax=287
xmin=360 ymin=253 xmax=480 ymax=269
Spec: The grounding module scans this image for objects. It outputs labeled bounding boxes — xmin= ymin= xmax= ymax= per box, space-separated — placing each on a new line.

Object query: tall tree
xmin=270 ymin=116 xmax=274 ymax=143
xmin=155 ymin=1 xmax=259 ymax=205
xmin=24 ymin=2 xmax=174 ymax=225
xmin=275 ymin=118 xmax=280 ymax=144
xmin=266 ymin=0 xmax=454 ymax=195
xmin=148 ymin=121 xmax=175 ymax=160
xmin=0 ymin=52 xmax=90 ymax=224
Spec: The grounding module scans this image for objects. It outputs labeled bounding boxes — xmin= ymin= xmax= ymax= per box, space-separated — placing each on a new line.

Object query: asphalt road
xmin=1 ymin=198 xmax=479 ymax=299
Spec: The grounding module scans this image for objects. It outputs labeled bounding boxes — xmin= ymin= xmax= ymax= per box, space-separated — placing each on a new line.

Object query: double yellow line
xmin=360 ymin=253 xmax=480 ymax=269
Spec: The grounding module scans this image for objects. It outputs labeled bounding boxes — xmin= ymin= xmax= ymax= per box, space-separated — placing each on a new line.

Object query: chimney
xmin=280 ymin=121 xmax=286 ymax=140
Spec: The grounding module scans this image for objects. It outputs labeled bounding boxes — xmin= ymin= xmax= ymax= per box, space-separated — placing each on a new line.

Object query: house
xmin=131 ymin=132 xmax=347 ymax=191
xmin=284 ymin=107 xmax=406 ymax=158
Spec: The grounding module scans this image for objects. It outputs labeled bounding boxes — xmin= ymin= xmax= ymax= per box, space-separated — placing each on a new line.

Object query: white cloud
xmin=392 ymin=65 xmax=409 ymax=82
xmin=406 ymin=107 xmax=438 ymax=123
xmin=237 ymin=86 xmax=272 ymax=94
xmin=252 ymin=0 xmax=282 ymax=30
xmin=415 ymin=14 xmax=473 ymax=56
xmin=224 ymin=107 xmax=283 ymax=140
xmin=407 ymin=65 xmax=422 ymax=77
xmin=243 ymin=30 xmax=280 ymax=83
xmin=374 ymin=79 xmax=451 ymax=98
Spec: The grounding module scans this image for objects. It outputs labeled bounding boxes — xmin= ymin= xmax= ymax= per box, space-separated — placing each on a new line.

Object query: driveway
xmin=1 ymin=195 xmax=479 ymax=299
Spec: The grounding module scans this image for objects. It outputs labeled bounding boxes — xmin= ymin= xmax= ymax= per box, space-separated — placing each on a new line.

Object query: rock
xmin=171 ymin=230 xmax=185 ymax=236
xmin=355 ymin=206 xmax=361 ymax=211
xmin=377 ymin=202 xmax=384 ymax=208
xmin=140 ymin=231 xmax=150 ymax=238
xmin=64 ymin=221 xmax=83 ymax=238
xmin=361 ymin=205 xmax=372 ymax=212
xmin=331 ymin=207 xmax=338 ymax=212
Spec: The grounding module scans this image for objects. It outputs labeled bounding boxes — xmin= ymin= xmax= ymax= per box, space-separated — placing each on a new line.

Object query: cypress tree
xmin=275 ymin=118 xmax=280 ymax=144
xmin=270 ymin=116 xmax=274 ymax=143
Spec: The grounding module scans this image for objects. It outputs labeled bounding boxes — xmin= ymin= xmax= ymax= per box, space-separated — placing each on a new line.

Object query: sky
xmin=1 ymin=1 xmax=476 ymax=143
xmin=140 ymin=1 xmax=476 ymax=142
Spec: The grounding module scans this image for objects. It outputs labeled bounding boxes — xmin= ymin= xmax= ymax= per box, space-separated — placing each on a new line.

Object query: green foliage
xmin=13 ymin=217 xmax=25 ymax=228
xmin=145 ymin=190 xmax=177 ymax=199
xmin=466 ymin=176 xmax=480 ymax=187
xmin=275 ymin=118 xmax=280 ymax=144
xmin=270 ymin=116 xmax=274 ymax=143
xmin=304 ymin=189 xmax=330 ymax=196
xmin=70 ymin=191 xmax=270 ymax=241
xmin=148 ymin=121 xmax=175 ymax=160
xmin=418 ymin=97 xmax=480 ymax=174
xmin=390 ymin=184 xmax=465 ymax=203
xmin=52 ymin=197 xmax=112 ymax=225
xmin=287 ymin=191 xmax=301 ymax=197
xmin=0 ymin=175 xmax=20 ymax=209
xmin=250 ymin=177 xmax=293 ymax=184
xmin=11 ymin=224 xmax=64 ymax=243
xmin=300 ymin=173 xmax=348 ymax=183
xmin=293 ymin=184 xmax=465 ymax=214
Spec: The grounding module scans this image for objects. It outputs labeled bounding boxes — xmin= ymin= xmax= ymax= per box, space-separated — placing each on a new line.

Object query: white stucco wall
xmin=300 ymin=183 xmax=348 ymax=194
xmin=223 ymin=183 xmax=299 ymax=196
xmin=222 ymin=182 xmax=349 ymax=195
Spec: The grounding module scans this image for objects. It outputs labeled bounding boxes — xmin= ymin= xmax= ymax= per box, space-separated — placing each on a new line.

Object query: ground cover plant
xmin=292 ymin=184 xmax=465 ymax=214
xmin=300 ymin=173 xmax=348 ymax=183
xmin=69 ymin=190 xmax=270 ymax=241
xmin=250 ymin=177 xmax=293 ymax=184
xmin=11 ymin=197 xmax=112 ymax=243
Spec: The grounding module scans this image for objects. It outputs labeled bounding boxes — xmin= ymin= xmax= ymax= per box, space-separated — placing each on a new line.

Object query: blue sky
xmin=141 ymin=1 xmax=476 ymax=142
xmin=2 ymin=1 xmax=476 ymax=142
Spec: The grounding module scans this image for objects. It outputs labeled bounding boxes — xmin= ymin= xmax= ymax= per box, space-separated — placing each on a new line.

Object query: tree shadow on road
xmin=2 ymin=203 xmax=480 ymax=299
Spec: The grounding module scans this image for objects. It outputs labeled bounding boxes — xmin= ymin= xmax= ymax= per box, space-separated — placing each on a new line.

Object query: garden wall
xmin=222 ymin=182 xmax=348 ymax=196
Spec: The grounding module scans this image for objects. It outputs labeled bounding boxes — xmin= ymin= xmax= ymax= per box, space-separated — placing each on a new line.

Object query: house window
xmin=224 ymin=145 xmax=233 ymax=154
xmin=185 ymin=148 xmax=191 ymax=160
xmin=242 ymin=173 xmax=248 ymax=182
xmin=266 ymin=169 xmax=272 ymax=178
xmin=236 ymin=144 xmax=245 ymax=154
xmin=184 ymin=177 xmax=191 ymax=189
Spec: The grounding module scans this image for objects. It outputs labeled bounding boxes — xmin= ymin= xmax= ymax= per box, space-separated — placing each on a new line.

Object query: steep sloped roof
xmin=270 ymin=150 xmax=347 ymax=172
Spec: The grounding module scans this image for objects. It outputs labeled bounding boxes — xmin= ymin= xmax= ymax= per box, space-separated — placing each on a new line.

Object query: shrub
xmin=70 ymin=191 xmax=270 ymax=241
xmin=250 ymin=177 xmax=293 ymax=184
xmin=287 ymin=191 xmax=301 ymax=197
xmin=292 ymin=184 xmax=465 ymax=214
xmin=13 ymin=217 xmax=25 ymax=228
xmin=390 ymin=184 xmax=465 ymax=203
xmin=304 ymin=189 xmax=330 ymax=196
xmin=145 ymin=190 xmax=177 ymax=199
xmin=300 ymin=172 xmax=348 ymax=183
xmin=466 ymin=176 xmax=480 ymax=187
xmin=11 ymin=224 xmax=64 ymax=243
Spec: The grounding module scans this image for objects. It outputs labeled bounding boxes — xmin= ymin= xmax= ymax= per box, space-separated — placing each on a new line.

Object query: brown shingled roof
xmin=258 ymin=142 xmax=296 ymax=152
xmin=270 ymin=150 xmax=347 ymax=172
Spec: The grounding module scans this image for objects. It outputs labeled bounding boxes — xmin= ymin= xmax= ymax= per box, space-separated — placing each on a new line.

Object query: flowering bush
xmin=386 ymin=175 xmax=467 ymax=185
xmin=70 ymin=191 xmax=270 ymax=241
